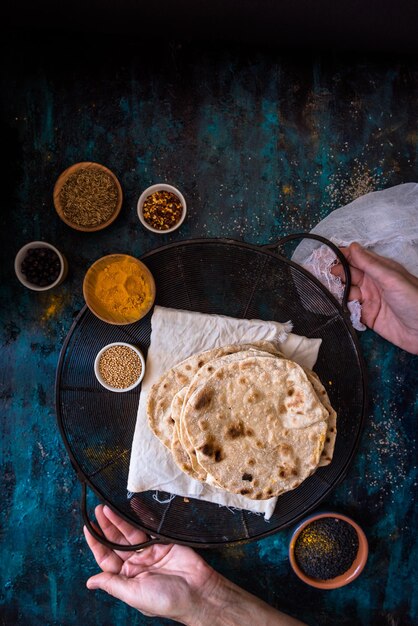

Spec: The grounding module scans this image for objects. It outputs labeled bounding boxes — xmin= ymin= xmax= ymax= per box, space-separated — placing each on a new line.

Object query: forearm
xmin=189 ymin=574 xmax=307 ymax=626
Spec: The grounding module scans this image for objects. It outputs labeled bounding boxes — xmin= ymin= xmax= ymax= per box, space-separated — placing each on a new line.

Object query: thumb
xmin=87 ymin=571 xmax=132 ymax=601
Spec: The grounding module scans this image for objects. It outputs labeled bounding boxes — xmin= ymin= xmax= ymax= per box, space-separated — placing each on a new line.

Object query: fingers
xmin=94 ymin=505 xmax=127 ymax=545
xmin=83 ymin=524 xmax=123 ymax=573
xmin=331 ymin=260 xmax=365 ymax=286
xmin=347 ymin=285 xmax=363 ymax=302
xmin=330 ymin=263 xmax=363 ymax=300
xmin=93 ymin=505 xmax=148 ymax=562
xmin=101 ymin=504 xmax=150 ymax=547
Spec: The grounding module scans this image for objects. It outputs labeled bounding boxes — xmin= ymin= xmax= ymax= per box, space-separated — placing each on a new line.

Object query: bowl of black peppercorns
xmin=289 ymin=512 xmax=368 ymax=589
xmin=15 ymin=241 xmax=68 ymax=291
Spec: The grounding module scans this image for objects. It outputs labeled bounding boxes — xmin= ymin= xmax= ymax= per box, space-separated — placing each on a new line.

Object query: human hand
xmin=84 ymin=504 xmax=219 ymax=624
xmin=331 ymin=242 xmax=418 ymax=354
xmin=84 ymin=505 xmax=306 ymax=625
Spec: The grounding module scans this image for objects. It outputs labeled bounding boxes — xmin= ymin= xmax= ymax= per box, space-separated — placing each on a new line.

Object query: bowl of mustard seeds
xmin=94 ymin=342 xmax=145 ymax=392
xmin=53 ymin=162 xmax=123 ymax=232
xmin=137 ymin=183 xmax=187 ymax=234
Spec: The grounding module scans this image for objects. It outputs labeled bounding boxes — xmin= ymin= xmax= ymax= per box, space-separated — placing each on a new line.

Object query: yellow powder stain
xmin=224 ymin=545 xmax=247 ymax=559
xmin=84 ymin=446 xmax=127 ymax=464
xmin=41 ymin=294 xmax=66 ymax=321
xmin=282 ymin=185 xmax=293 ymax=195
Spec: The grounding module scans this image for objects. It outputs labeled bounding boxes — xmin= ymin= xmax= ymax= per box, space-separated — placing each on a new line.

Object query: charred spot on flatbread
xmin=226 ymin=421 xmax=245 ymax=439
xmin=278 ymin=443 xmax=292 ymax=456
xmin=286 ymin=390 xmax=304 ymax=409
xmin=199 ymin=436 xmax=224 ymax=462
xmin=194 ymin=390 xmax=213 ymax=410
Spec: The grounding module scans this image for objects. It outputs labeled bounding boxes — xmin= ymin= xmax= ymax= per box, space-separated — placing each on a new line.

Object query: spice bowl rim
xmin=137 ymin=183 xmax=187 ymax=234
xmin=288 ymin=511 xmax=368 ymax=590
xmin=14 ymin=240 xmax=68 ymax=291
xmin=94 ymin=342 xmax=146 ymax=393
xmin=53 ymin=161 xmax=123 ymax=232
xmin=83 ymin=253 xmax=156 ymax=325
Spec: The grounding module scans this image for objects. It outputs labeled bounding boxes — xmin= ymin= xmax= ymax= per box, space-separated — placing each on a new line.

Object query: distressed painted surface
xmin=1 ymin=33 xmax=417 ymax=626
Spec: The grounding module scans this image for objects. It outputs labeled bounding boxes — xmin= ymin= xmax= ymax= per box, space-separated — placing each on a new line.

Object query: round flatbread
xmin=177 ymin=348 xmax=285 ymax=479
xmin=147 ymin=340 xmax=284 ymax=449
xmin=182 ymin=356 xmax=328 ymax=499
xmin=306 ymin=369 xmax=336 ymax=466
xmin=170 ymin=387 xmax=200 ymax=476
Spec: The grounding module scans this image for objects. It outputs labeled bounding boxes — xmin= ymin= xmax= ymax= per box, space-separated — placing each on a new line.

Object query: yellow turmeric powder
xmin=89 ymin=255 xmax=155 ymax=323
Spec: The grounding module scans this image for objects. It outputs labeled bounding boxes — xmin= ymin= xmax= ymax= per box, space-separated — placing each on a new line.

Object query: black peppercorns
xmin=21 ymin=247 xmax=61 ymax=287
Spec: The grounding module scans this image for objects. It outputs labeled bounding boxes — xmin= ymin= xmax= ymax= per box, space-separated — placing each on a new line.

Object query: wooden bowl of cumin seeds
xmin=53 ymin=162 xmax=123 ymax=232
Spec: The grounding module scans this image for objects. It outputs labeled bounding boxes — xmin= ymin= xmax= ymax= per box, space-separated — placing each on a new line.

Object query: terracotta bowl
xmin=289 ymin=512 xmax=368 ymax=589
xmin=53 ymin=161 xmax=122 ymax=232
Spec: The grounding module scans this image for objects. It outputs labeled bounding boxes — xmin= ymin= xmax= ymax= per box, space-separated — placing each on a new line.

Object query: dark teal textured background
xmin=1 ymin=33 xmax=417 ymax=625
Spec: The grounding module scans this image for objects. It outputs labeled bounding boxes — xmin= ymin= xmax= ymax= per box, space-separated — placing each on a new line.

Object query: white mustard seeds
xmin=99 ymin=345 xmax=142 ymax=389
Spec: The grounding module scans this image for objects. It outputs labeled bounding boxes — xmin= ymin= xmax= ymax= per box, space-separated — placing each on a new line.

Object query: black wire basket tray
xmin=55 ymin=235 xmax=367 ymax=549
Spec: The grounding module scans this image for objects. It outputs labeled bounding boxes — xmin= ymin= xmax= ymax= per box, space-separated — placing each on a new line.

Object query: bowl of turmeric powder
xmin=83 ymin=254 xmax=156 ymax=325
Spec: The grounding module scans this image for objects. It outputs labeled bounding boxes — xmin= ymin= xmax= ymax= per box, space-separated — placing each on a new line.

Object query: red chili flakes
xmin=142 ymin=190 xmax=183 ymax=230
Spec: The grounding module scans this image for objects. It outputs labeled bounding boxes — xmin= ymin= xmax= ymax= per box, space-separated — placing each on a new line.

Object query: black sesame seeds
xmin=294 ymin=517 xmax=359 ymax=580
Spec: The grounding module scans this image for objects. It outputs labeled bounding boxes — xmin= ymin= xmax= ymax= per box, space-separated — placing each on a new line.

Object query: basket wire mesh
xmin=55 ymin=237 xmax=366 ymax=548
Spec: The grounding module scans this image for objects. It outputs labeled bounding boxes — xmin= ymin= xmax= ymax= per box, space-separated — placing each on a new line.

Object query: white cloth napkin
xmin=291 ymin=182 xmax=418 ymax=330
xmin=127 ymin=306 xmax=322 ymax=520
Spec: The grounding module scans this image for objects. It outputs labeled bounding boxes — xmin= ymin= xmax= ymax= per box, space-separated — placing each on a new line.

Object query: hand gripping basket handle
xmin=80 ymin=481 xmax=170 ymax=551
xmin=263 ymin=232 xmax=352 ymax=314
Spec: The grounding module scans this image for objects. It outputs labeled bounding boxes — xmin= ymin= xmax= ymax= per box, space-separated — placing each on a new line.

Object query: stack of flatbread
xmin=147 ymin=341 xmax=336 ymax=500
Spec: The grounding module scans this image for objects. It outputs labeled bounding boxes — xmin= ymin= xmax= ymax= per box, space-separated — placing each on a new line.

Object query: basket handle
xmin=80 ymin=481 xmax=169 ymax=551
xmin=263 ymin=232 xmax=351 ymax=314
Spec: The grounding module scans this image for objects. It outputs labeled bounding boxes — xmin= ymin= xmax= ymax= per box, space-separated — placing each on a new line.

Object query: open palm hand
xmin=84 ymin=505 xmax=219 ymax=622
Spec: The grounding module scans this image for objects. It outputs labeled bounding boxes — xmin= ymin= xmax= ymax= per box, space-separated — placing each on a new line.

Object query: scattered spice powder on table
xmin=59 ymin=168 xmax=119 ymax=227
xmin=142 ymin=190 xmax=183 ymax=230
xmin=99 ymin=345 xmax=142 ymax=389
xmin=294 ymin=517 xmax=359 ymax=580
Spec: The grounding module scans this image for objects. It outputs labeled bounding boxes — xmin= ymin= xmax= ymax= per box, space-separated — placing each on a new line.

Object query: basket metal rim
xmin=55 ymin=236 xmax=368 ymax=548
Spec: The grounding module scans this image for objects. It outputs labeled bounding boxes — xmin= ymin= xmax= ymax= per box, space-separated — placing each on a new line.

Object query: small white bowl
xmin=14 ymin=241 xmax=68 ymax=291
xmin=94 ymin=342 xmax=145 ymax=393
xmin=137 ymin=183 xmax=187 ymax=234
